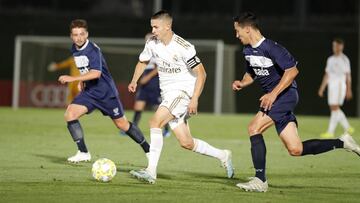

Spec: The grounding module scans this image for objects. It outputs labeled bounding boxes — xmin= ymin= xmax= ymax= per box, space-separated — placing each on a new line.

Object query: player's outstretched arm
xmin=232 ymin=73 xmax=254 ymax=91
xmin=188 ymin=63 xmax=206 ymax=115
xmin=128 ymin=61 xmax=148 ymax=93
xmin=58 ymin=69 xmax=101 ymax=84
xmin=318 ymin=72 xmax=328 ymax=97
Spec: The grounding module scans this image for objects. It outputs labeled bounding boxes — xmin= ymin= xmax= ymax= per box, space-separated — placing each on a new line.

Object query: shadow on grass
xmin=163 ymin=170 xmax=243 ymax=187
xmin=269 ymin=184 xmax=339 ymax=190
xmin=33 ymin=153 xmax=89 ymax=167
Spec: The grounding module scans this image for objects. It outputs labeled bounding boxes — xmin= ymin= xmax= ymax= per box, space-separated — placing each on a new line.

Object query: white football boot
xmin=340 ymin=133 xmax=360 ymax=156
xmin=221 ymin=150 xmax=235 ymax=178
xmin=130 ymin=169 xmax=156 ymax=184
xmin=236 ymin=177 xmax=268 ymax=192
xmin=67 ymin=150 xmax=91 ymax=163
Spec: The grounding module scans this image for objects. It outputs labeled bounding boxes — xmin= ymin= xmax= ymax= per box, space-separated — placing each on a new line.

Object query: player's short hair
xmin=70 ymin=19 xmax=88 ymax=32
xmin=233 ymin=12 xmax=260 ymax=30
xmin=151 ymin=10 xmax=173 ymax=24
xmin=333 ymin=38 xmax=344 ymax=45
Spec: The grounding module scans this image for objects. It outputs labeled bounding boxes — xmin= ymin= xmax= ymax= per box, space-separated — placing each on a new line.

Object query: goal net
xmin=13 ymin=35 xmax=236 ymax=114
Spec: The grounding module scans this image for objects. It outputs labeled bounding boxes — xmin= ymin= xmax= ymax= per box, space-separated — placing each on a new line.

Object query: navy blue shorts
xmin=72 ymin=92 xmax=124 ymax=119
xmin=136 ymin=70 xmax=161 ymax=105
xmin=260 ymin=88 xmax=298 ymax=134
xmin=136 ymin=85 xmax=161 ymax=106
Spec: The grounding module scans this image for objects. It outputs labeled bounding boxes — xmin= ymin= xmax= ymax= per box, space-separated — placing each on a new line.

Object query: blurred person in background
xmin=318 ymin=38 xmax=354 ymax=138
xmin=48 ymin=57 xmax=80 ymax=104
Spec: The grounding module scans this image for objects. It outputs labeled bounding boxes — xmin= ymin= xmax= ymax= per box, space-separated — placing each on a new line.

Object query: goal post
xmin=13 ymin=35 xmax=236 ymax=114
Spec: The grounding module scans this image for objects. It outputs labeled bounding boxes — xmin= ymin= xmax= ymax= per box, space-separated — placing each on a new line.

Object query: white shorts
xmin=160 ymin=90 xmax=191 ymax=130
xmin=327 ymin=81 xmax=346 ymax=106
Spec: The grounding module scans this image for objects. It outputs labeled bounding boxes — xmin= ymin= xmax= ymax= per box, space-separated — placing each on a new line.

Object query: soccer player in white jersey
xmin=127 ymin=10 xmax=234 ymax=184
xmin=125 ymin=33 xmax=170 ymax=137
xmin=318 ymin=38 xmax=354 ymax=138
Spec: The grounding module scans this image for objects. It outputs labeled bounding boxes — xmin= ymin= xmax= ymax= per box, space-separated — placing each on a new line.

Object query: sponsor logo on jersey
xmin=253 ymin=68 xmax=269 ymax=76
xmin=74 ymin=55 xmax=90 ymax=75
xmin=158 ymin=61 xmax=182 ymax=74
xmin=74 ymin=55 xmax=89 ymax=68
xmin=158 ymin=66 xmax=181 ymax=74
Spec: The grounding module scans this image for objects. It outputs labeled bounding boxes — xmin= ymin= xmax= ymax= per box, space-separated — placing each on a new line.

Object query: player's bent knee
xmin=179 ymin=140 xmax=194 ymax=150
xmin=287 ymin=146 xmax=302 ymax=156
xmin=248 ymin=123 xmax=260 ymax=135
xmin=114 ymin=118 xmax=129 ymax=131
xmin=64 ymin=111 xmax=78 ymax=121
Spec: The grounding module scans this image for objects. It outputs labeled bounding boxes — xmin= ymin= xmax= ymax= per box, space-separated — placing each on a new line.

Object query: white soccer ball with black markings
xmin=92 ymin=158 xmax=117 ymax=182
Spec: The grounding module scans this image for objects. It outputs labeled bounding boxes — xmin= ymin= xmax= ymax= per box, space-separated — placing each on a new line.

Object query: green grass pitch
xmin=0 ymin=107 xmax=359 ymax=202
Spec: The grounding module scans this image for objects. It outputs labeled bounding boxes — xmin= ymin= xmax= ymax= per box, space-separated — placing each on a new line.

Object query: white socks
xmin=337 ymin=109 xmax=350 ymax=130
xmin=192 ymin=138 xmax=226 ymax=161
xmin=328 ymin=110 xmax=338 ymax=134
xmin=146 ymin=128 xmax=163 ymax=178
xmin=328 ymin=109 xmax=350 ymax=134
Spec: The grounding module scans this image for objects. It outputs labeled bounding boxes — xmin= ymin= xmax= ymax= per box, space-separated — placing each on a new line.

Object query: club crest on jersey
xmin=113 ymin=108 xmax=119 ymax=116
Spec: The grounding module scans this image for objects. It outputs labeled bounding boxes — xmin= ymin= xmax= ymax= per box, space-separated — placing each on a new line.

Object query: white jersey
xmin=139 ymin=33 xmax=200 ymax=97
xmin=325 ymin=53 xmax=351 ymax=84
xmin=145 ymin=58 xmax=156 ymax=70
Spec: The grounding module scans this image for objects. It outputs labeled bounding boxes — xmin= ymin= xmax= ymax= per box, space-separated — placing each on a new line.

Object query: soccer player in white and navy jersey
xmin=128 ymin=10 xmax=234 ymax=184
xmin=232 ymin=12 xmax=360 ymax=192
xmin=318 ymin=38 xmax=354 ymax=138
xmin=58 ymin=19 xmax=150 ymax=163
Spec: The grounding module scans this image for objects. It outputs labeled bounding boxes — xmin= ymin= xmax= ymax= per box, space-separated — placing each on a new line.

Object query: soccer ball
xmin=92 ymin=158 xmax=117 ymax=182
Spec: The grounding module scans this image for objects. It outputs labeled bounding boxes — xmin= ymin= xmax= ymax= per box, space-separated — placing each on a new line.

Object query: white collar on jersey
xmin=77 ymin=39 xmax=89 ymax=51
xmin=252 ymin=37 xmax=266 ymax=48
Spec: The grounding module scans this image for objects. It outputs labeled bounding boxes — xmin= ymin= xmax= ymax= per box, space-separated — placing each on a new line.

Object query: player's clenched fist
xmin=58 ymin=75 xmax=75 ymax=84
xmin=232 ymin=80 xmax=243 ymax=91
